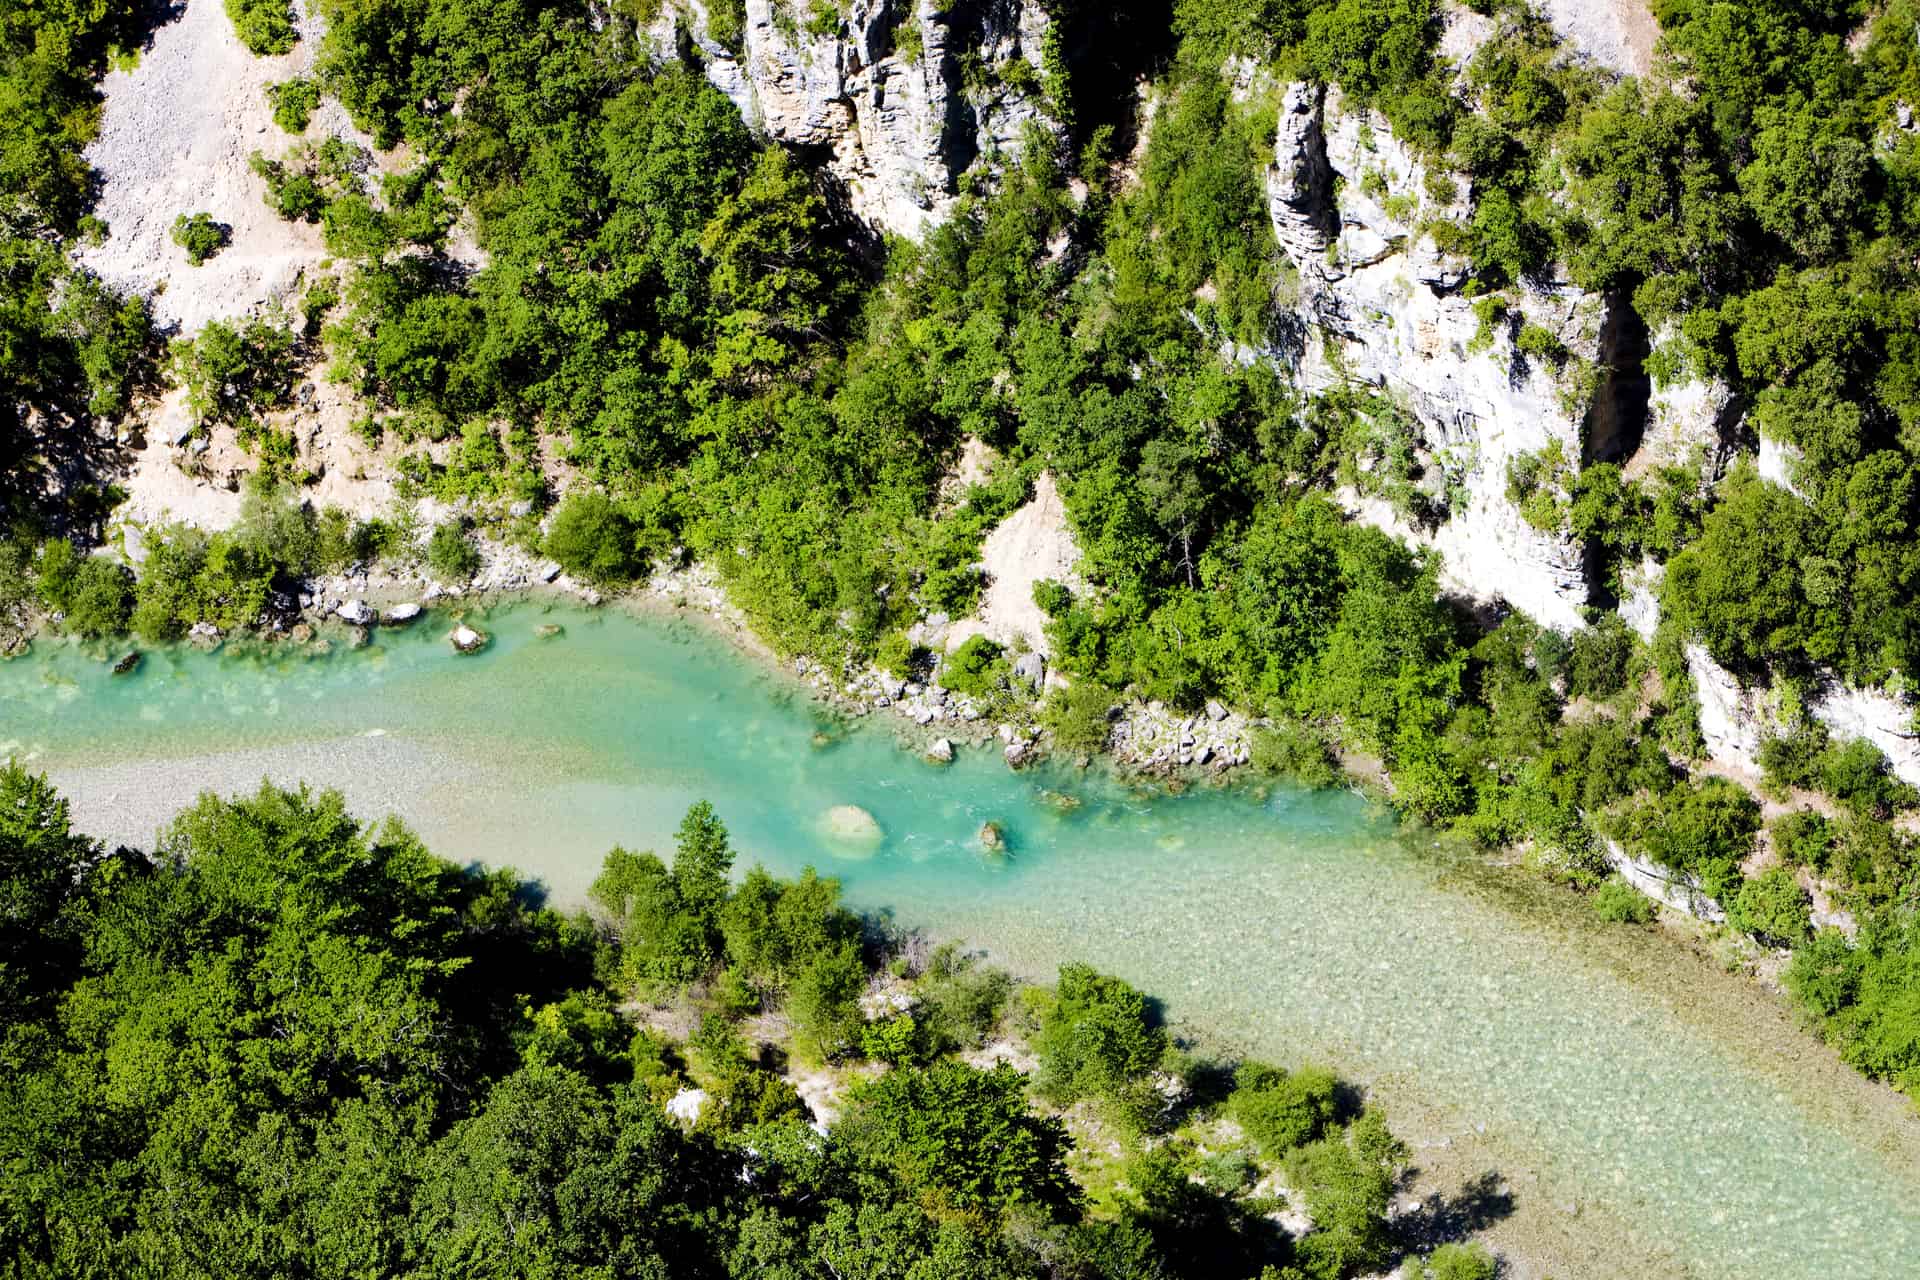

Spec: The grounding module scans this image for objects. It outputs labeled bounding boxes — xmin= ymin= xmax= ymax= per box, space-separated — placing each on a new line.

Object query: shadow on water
xmin=1394 ymin=1169 xmax=1519 ymax=1253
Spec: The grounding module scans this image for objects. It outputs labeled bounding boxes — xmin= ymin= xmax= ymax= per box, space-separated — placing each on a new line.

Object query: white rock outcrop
xmin=1269 ymin=81 xmax=1597 ymax=631
xmin=1810 ymin=682 xmax=1920 ymax=788
xmin=650 ymin=0 xmax=1054 ymax=237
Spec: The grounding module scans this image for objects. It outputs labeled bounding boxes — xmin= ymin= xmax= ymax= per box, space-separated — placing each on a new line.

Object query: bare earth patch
xmin=944 ymin=469 xmax=1084 ymax=659
xmin=77 ymin=0 xmax=381 ymax=333
xmin=1540 ymin=0 xmax=1658 ymax=78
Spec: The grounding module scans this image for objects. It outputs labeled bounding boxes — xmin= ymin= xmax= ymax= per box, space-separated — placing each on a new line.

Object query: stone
xmin=534 ymin=623 xmax=565 ymax=640
xmin=880 ymin=674 xmax=906 ymax=700
xmin=538 ymin=561 xmax=563 ymax=583
xmin=111 ymin=651 xmax=141 ymax=676
xmin=289 ymin=622 xmax=314 ymax=644
xmin=382 ymin=603 xmax=423 ymax=625
xmin=924 ymin=737 xmax=954 ymax=764
xmin=508 ymin=499 xmax=534 ymax=518
xmin=818 ymin=804 xmax=884 ymax=853
xmin=1003 ymin=739 xmax=1030 ymax=768
xmin=977 ymin=821 xmax=1008 ymax=855
xmin=448 ymin=623 xmax=489 ymax=654
xmin=1011 ymin=651 xmax=1046 ymax=687
xmin=336 ymin=599 xmax=375 ymax=626
xmin=1205 ymin=699 xmax=1229 ymax=722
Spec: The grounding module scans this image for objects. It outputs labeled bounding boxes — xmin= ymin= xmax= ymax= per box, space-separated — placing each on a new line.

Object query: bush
xmin=1406 ymin=1241 xmax=1498 ymax=1280
xmin=1250 ymin=721 xmax=1341 ymax=788
xmin=225 ymin=0 xmax=296 ymax=54
xmin=1616 ymin=777 xmax=1761 ymax=903
xmin=267 ymin=78 xmax=320 ymax=133
xmin=1566 ymin=614 xmax=1635 ymax=699
xmin=425 ymin=521 xmax=481 ymax=582
xmin=170 ymin=213 xmax=229 ymax=266
xmin=1771 ymin=810 xmax=1834 ymax=871
xmin=544 ymin=493 xmax=641 ymax=585
xmin=1731 ymin=865 xmax=1812 ymax=947
xmin=939 ymin=635 xmax=1005 ymax=698
xmin=1592 ymin=877 xmax=1656 ymax=924
xmin=1032 ymin=964 xmax=1165 ymax=1109
xmin=1042 ymin=680 xmax=1115 ymax=755
xmin=1228 ymin=1062 xmax=1340 ymax=1157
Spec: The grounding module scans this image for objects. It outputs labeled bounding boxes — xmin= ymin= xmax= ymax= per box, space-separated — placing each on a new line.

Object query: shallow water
xmin=5 ymin=604 xmax=1918 ymax=1279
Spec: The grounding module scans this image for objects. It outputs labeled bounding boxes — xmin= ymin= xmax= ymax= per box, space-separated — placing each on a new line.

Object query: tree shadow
xmin=1392 ymin=1169 xmax=1516 ymax=1252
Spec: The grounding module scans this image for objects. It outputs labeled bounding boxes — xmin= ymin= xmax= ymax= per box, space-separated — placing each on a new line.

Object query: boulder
xmin=818 ymin=804 xmax=884 ymax=855
xmin=382 ymin=603 xmax=423 ymax=626
xmin=336 ymin=599 xmax=375 ymax=626
xmin=1011 ymin=651 xmax=1046 ymax=687
xmin=1205 ymin=699 xmax=1229 ymax=722
xmin=977 ymin=821 xmax=1008 ymax=855
xmin=448 ymin=623 xmax=489 ymax=654
xmin=111 ymin=651 xmax=141 ymax=676
xmin=534 ymin=623 xmax=566 ymax=640
xmin=923 ymin=737 xmax=955 ymax=764
xmin=1003 ymin=739 xmax=1030 ymax=768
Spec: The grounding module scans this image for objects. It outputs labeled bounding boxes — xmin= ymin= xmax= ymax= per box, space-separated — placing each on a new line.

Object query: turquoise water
xmin=5 ymin=604 xmax=1919 ymax=1278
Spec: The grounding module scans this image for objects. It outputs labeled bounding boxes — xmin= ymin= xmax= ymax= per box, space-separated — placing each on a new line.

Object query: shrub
xmin=1228 ymin=1062 xmax=1340 ymax=1157
xmin=1771 ymin=810 xmax=1834 ymax=871
xmin=544 ymin=493 xmax=641 ymax=585
xmin=170 ymin=213 xmax=229 ymax=265
xmin=1731 ymin=865 xmax=1812 ymax=946
xmin=939 ymin=635 xmax=1005 ymax=698
xmin=1616 ymin=777 xmax=1761 ymax=903
xmin=267 ymin=78 xmax=319 ymax=133
xmin=1250 ymin=721 xmax=1341 ymax=788
xmin=1592 ymin=877 xmax=1656 ymax=924
xmin=425 ymin=521 xmax=480 ymax=582
xmin=1407 ymin=1241 xmax=1498 ymax=1280
xmin=1042 ymin=680 xmax=1115 ymax=755
xmin=1032 ymin=964 xmax=1165 ymax=1109
xmin=225 ymin=0 xmax=296 ymax=54
xmin=1566 ymin=613 xmax=1635 ymax=699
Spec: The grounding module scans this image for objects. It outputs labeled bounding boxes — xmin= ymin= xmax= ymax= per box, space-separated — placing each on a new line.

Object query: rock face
xmin=1267 ymin=81 xmax=1599 ymax=631
xmin=1811 ymin=682 xmax=1920 ymax=789
xmin=648 ymin=0 xmax=1055 ymax=237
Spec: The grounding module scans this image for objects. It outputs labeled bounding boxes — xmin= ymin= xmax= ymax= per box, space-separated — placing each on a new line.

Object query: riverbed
xmin=4 ymin=602 xmax=1918 ymax=1279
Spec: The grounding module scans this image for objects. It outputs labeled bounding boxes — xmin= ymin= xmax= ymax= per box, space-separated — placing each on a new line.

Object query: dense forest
xmin=0 ymin=765 xmax=1501 ymax=1279
xmin=4 ymin=0 xmax=1920 ymax=1135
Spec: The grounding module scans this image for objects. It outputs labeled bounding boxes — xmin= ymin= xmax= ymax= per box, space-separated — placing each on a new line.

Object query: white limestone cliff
xmin=1268 ymin=81 xmax=1597 ymax=631
xmin=649 ymin=0 xmax=1054 ymax=237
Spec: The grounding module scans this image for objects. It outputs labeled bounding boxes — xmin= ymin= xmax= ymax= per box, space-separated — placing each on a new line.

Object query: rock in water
xmin=383 ymin=603 xmax=423 ymax=625
xmin=448 ymin=623 xmax=489 ymax=654
xmin=978 ymin=821 xmax=1008 ymax=855
xmin=111 ymin=651 xmax=141 ymax=676
xmin=818 ymin=804 xmax=883 ymax=855
xmin=336 ymin=599 xmax=375 ymax=626
xmin=534 ymin=623 xmax=565 ymax=640
xmin=1003 ymin=739 xmax=1030 ymax=768
xmin=923 ymin=737 xmax=954 ymax=764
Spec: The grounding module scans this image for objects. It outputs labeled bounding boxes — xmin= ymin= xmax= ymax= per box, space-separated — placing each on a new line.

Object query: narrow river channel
xmin=5 ymin=602 xmax=1917 ymax=1279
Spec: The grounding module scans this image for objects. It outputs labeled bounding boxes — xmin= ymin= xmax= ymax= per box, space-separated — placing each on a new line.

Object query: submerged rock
xmin=448 ymin=623 xmax=489 ymax=654
xmin=923 ymin=737 xmax=954 ymax=765
xmin=111 ymin=651 xmax=141 ymax=676
xmin=818 ymin=804 xmax=884 ymax=854
xmin=978 ymin=821 xmax=1008 ymax=855
xmin=534 ymin=623 xmax=565 ymax=640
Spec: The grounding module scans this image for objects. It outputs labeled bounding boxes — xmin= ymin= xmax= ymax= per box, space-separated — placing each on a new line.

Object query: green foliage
xmin=545 ymin=492 xmax=643 ymax=585
xmin=1592 ymin=877 xmax=1657 ymax=925
xmin=267 ymin=77 xmax=321 ymax=132
xmin=1789 ymin=914 xmax=1920 ymax=1094
xmin=34 ymin=538 xmax=132 ymax=637
xmin=1283 ymin=1109 xmax=1409 ymax=1280
xmin=170 ymin=212 xmax=229 ymax=265
xmin=424 ymin=518 xmax=480 ymax=582
xmin=1731 ymin=864 xmax=1813 ymax=947
xmin=1032 ymin=963 xmax=1166 ymax=1113
xmin=1042 ymin=679 xmax=1116 ymax=755
xmin=1250 ymin=720 xmax=1341 ymax=788
xmin=941 ymin=634 xmax=1007 ymax=698
xmin=225 ymin=0 xmax=297 ymax=55
xmin=169 ymin=316 xmax=298 ymax=427
xmin=1228 ymin=1061 xmax=1341 ymax=1157
xmin=1405 ymin=1241 xmax=1498 ymax=1280
xmin=840 ymin=1061 xmax=1077 ymax=1221
xmin=1615 ymin=777 xmax=1761 ymax=904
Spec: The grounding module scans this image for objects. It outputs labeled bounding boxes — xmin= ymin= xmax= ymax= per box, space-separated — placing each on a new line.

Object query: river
xmin=4 ymin=602 xmax=1917 ymax=1279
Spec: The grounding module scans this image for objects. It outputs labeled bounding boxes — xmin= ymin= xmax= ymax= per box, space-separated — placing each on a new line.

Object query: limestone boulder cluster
xmin=647 ymin=0 xmax=1055 ymax=237
xmin=1112 ymin=699 xmax=1252 ymax=772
